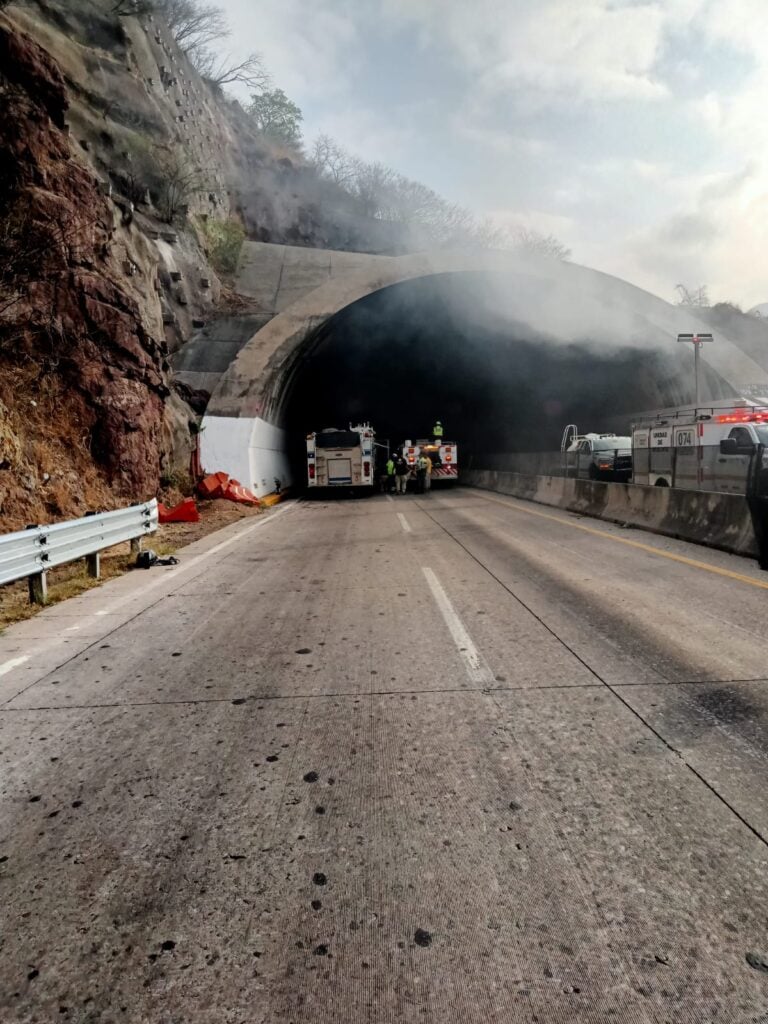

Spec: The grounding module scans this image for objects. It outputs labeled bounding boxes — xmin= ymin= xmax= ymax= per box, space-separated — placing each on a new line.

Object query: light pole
xmin=677 ymin=333 xmax=713 ymax=407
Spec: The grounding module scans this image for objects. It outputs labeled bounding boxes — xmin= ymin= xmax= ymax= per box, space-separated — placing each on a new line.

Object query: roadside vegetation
xmin=112 ymin=0 xmax=571 ymax=256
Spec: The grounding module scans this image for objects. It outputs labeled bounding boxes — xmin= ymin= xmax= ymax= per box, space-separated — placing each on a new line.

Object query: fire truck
xmin=306 ymin=424 xmax=375 ymax=490
xmin=401 ymin=439 xmax=458 ymax=484
xmin=631 ymin=399 xmax=768 ymax=493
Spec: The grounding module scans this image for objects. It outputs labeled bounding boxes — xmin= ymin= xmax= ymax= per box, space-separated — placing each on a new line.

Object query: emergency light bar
xmin=716 ymin=412 xmax=768 ymax=423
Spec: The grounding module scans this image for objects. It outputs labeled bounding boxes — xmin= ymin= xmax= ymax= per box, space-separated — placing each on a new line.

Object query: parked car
xmin=565 ymin=433 xmax=632 ymax=481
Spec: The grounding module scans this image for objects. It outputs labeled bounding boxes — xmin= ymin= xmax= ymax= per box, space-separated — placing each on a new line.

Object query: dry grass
xmin=0 ymin=499 xmax=265 ymax=631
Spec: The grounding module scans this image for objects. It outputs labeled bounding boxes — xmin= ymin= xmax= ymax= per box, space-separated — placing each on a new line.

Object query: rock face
xmin=0 ymin=15 xmax=173 ymax=529
xmin=0 ymin=0 xmax=411 ymax=531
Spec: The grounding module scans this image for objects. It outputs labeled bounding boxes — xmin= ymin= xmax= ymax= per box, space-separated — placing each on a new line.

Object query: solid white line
xmin=397 ymin=513 xmax=412 ymax=533
xmin=422 ymin=567 xmax=495 ymax=685
xmin=0 ymin=504 xmax=298 ymax=691
xmin=385 ymin=494 xmax=394 ymax=503
xmin=0 ymin=656 xmax=30 ymax=678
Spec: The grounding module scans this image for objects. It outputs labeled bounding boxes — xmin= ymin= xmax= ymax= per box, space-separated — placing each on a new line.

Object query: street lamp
xmin=677 ymin=333 xmax=713 ymax=407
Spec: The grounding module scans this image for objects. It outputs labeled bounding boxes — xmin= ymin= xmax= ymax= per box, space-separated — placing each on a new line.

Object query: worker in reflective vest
xmin=416 ymin=454 xmax=428 ymax=493
xmin=385 ymin=456 xmax=396 ymax=493
xmin=432 ymin=421 xmax=443 ymax=440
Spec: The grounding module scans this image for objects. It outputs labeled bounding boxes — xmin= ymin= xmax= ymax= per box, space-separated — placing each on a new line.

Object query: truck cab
xmin=716 ymin=422 xmax=768 ymax=493
xmin=564 ymin=433 xmax=632 ymax=481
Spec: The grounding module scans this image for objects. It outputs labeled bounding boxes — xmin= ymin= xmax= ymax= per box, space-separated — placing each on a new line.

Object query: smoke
xmin=282 ymin=267 xmax=720 ymax=460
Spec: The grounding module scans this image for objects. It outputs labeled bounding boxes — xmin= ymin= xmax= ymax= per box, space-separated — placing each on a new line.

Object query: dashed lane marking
xmin=397 ymin=513 xmax=412 ymax=533
xmin=422 ymin=567 xmax=494 ymax=685
xmin=475 ymin=492 xmax=768 ymax=592
xmin=0 ymin=656 xmax=30 ymax=678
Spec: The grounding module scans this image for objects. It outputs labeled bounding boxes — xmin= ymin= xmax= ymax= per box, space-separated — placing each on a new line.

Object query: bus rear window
xmin=315 ymin=431 xmax=360 ymax=448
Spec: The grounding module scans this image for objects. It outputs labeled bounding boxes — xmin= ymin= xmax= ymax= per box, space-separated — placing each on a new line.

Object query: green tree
xmin=247 ymin=88 xmax=303 ymax=145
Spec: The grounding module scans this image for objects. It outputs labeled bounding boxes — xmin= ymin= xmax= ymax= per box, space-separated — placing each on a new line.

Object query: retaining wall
xmin=462 ymin=469 xmax=759 ymax=559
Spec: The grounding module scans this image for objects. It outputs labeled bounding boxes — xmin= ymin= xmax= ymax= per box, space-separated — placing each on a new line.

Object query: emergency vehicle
xmin=306 ymin=424 xmax=375 ymax=490
xmin=401 ymin=439 xmax=458 ymax=484
xmin=561 ymin=426 xmax=632 ymax=481
xmin=631 ymin=399 xmax=768 ymax=493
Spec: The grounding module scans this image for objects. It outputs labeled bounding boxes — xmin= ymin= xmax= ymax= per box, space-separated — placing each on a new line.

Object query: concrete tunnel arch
xmin=200 ymin=248 xmax=768 ymax=496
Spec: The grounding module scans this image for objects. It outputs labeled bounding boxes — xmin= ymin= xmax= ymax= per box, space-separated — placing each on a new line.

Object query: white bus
xmin=306 ymin=424 xmax=375 ymax=490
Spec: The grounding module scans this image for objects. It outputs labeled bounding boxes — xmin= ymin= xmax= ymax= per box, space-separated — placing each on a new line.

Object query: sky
xmin=216 ymin=0 xmax=768 ymax=308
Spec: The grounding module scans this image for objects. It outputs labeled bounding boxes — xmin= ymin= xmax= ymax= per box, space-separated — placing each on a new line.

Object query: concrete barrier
xmin=463 ymin=469 xmax=760 ymax=559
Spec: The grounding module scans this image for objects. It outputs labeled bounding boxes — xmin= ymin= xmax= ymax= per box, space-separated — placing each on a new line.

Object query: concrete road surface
xmin=2 ymin=488 xmax=768 ymax=1023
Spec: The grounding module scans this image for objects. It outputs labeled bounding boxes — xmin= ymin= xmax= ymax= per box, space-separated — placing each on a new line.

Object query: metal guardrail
xmin=0 ymin=499 xmax=158 ymax=604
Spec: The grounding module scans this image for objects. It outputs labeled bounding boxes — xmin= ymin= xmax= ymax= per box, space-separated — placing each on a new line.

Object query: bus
xmin=306 ymin=424 xmax=376 ymax=491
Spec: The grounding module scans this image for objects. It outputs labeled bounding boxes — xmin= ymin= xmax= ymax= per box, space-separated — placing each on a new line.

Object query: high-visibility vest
xmin=433 ymin=424 xmax=443 ymax=437
xmin=386 ymin=459 xmax=395 ymax=474
xmin=417 ymin=456 xmax=428 ymax=470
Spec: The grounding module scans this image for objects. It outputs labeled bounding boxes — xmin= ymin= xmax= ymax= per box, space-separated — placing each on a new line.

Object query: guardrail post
xmin=130 ymin=537 xmax=142 ymax=554
xmin=24 ymin=524 xmax=48 ymax=605
xmin=28 ymin=571 xmax=48 ymax=605
xmin=84 ymin=511 xmax=101 ymax=579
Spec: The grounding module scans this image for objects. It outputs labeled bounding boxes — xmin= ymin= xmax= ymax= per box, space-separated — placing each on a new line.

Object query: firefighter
xmin=432 ymin=420 xmax=444 ymax=440
xmin=416 ymin=453 xmax=428 ymax=493
xmin=424 ymin=452 xmax=433 ymax=492
xmin=394 ymin=454 xmax=410 ymax=494
xmin=385 ymin=455 xmax=396 ymax=493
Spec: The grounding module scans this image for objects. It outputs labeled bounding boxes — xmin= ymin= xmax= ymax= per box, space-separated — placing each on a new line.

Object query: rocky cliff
xmin=0 ymin=0 xmax=400 ymax=531
xmin=0 ymin=11 xmax=177 ymax=529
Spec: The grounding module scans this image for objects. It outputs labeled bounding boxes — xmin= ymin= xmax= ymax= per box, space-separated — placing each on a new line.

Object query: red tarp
xmin=158 ymin=497 xmax=200 ymax=523
xmin=197 ymin=472 xmax=260 ymax=506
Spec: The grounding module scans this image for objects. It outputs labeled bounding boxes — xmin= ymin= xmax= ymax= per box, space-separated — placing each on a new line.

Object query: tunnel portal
xmin=201 ymin=250 xmax=762 ymax=496
xmin=282 ymin=273 xmax=696 ymax=475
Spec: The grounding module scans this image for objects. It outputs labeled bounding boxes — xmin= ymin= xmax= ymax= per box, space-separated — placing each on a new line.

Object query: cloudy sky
xmin=217 ymin=0 xmax=768 ymax=308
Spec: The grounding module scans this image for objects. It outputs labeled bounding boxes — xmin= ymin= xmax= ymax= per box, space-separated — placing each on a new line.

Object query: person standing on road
xmin=385 ymin=455 xmax=396 ymax=493
xmin=432 ymin=420 xmax=444 ymax=441
xmin=416 ymin=453 xmax=428 ymax=494
xmin=424 ymin=453 xmax=433 ymax=492
xmin=395 ymin=454 xmax=410 ymax=494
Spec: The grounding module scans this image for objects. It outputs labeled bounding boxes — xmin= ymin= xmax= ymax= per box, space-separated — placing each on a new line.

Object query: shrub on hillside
xmin=197 ymin=217 xmax=244 ymax=276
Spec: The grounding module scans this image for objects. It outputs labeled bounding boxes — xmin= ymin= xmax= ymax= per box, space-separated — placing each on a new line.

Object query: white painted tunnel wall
xmin=200 ymin=417 xmax=292 ymax=498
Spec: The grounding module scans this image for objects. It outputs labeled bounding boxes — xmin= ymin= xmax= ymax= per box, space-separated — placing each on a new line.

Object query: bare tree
xmin=509 ymin=227 xmax=571 ymax=260
xmin=311 ymin=135 xmax=361 ymax=188
xmin=193 ymin=50 xmax=270 ymax=90
xmin=154 ymin=0 xmax=229 ymax=59
xmin=676 ymin=283 xmax=710 ymax=307
xmin=308 ymin=133 xmax=574 ymax=253
xmin=153 ymin=147 xmax=211 ymax=222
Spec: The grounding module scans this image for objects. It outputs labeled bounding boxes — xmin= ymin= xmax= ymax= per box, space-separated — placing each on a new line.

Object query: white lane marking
xmin=422 ymin=567 xmax=494 ymax=685
xmin=0 ymin=504 xmax=298 ymax=695
xmin=386 ymin=494 xmax=394 ymax=503
xmin=93 ymin=503 xmax=297 ymax=616
xmin=66 ymin=626 xmax=81 ymax=632
xmin=0 ymin=656 xmax=30 ymax=678
xmin=397 ymin=513 xmax=412 ymax=533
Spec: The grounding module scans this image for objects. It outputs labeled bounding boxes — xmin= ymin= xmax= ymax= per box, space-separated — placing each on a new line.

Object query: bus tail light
xmin=308 ymin=465 xmax=315 ymax=480
xmin=363 ymin=461 xmax=370 ymax=477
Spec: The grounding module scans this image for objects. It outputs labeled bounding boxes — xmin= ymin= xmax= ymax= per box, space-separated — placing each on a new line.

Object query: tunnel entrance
xmin=282 ymin=272 xmax=699 ymax=483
